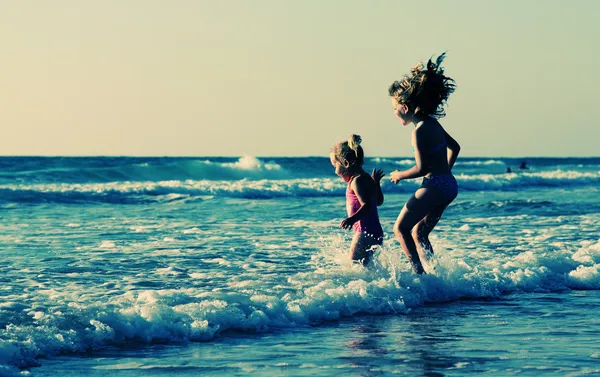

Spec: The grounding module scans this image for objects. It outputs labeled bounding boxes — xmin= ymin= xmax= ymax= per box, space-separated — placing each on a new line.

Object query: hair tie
xmin=348 ymin=135 xmax=362 ymax=154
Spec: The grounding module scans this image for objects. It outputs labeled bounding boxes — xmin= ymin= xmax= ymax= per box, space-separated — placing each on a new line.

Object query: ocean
xmin=0 ymin=156 xmax=599 ymax=376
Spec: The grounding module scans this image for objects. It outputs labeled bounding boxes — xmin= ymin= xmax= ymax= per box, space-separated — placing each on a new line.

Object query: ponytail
xmin=331 ymin=134 xmax=365 ymax=167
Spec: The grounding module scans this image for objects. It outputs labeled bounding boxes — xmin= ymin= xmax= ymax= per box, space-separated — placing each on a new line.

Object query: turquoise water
xmin=33 ymin=291 xmax=600 ymax=377
xmin=1 ymin=157 xmax=599 ymax=376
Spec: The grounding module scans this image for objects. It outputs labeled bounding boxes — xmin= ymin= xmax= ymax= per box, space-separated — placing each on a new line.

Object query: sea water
xmin=0 ymin=156 xmax=599 ymax=376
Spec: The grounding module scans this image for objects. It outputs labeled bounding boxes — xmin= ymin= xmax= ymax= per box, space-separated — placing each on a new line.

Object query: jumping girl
xmin=388 ymin=53 xmax=461 ymax=274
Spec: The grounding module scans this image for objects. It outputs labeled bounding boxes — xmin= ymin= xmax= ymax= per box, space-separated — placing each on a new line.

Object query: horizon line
xmin=0 ymin=155 xmax=598 ymax=159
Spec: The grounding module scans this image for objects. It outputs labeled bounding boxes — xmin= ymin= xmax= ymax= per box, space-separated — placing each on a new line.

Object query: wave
xmin=457 ymin=159 xmax=505 ymax=166
xmin=372 ymin=158 xmax=414 ymax=166
xmin=455 ymin=170 xmax=600 ymax=190
xmin=0 ymin=179 xmax=348 ymax=204
xmin=1 ymin=239 xmax=599 ymax=373
xmin=0 ymin=156 xmax=292 ymax=184
xmin=0 ymin=170 xmax=598 ymax=204
xmin=372 ymin=158 xmax=506 ymax=167
xmin=3 ymin=157 xmax=600 ymax=187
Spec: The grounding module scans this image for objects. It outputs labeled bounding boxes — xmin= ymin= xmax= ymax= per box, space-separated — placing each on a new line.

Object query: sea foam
xmin=1 ymin=169 xmax=598 ymax=204
xmin=1 ymin=239 xmax=599 ymax=372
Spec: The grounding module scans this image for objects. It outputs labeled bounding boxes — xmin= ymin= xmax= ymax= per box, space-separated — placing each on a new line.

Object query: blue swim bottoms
xmin=421 ymin=174 xmax=458 ymax=202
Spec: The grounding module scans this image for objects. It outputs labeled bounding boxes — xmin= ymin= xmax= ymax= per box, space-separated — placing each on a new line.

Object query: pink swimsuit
xmin=346 ymin=183 xmax=384 ymax=242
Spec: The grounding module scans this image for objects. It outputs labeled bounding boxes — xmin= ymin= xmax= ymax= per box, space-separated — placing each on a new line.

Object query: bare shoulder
xmin=420 ymin=117 xmax=440 ymax=131
xmin=351 ymin=172 xmax=374 ymax=189
xmin=418 ymin=118 xmax=446 ymax=140
xmin=413 ymin=124 xmax=428 ymax=143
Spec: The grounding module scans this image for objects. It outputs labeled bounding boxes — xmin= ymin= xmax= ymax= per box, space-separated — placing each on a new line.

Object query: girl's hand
xmin=390 ymin=170 xmax=403 ymax=184
xmin=340 ymin=217 xmax=356 ymax=230
xmin=371 ymin=168 xmax=385 ymax=183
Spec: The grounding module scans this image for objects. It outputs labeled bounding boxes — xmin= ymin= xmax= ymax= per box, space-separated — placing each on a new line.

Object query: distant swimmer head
xmin=389 ymin=52 xmax=456 ymax=125
xmin=330 ymin=134 xmax=364 ymax=179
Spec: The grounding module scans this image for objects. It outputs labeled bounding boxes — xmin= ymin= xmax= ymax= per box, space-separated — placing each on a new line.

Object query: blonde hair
xmin=388 ymin=52 xmax=456 ymax=118
xmin=331 ymin=134 xmax=364 ymax=167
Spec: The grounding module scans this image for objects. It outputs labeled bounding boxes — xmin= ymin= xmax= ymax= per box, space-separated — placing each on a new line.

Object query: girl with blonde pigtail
xmin=330 ymin=135 xmax=385 ymax=265
xmin=388 ymin=53 xmax=461 ymax=274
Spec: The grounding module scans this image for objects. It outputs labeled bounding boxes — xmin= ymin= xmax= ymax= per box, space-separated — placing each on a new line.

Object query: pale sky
xmin=1 ymin=0 xmax=598 ymax=157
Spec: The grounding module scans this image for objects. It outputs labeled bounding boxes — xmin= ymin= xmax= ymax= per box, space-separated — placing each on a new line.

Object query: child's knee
xmin=393 ymin=223 xmax=412 ymax=240
xmin=412 ymin=224 xmax=427 ymax=240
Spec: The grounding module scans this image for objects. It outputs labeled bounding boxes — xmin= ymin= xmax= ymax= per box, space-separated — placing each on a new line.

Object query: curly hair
xmin=331 ymin=134 xmax=364 ymax=167
xmin=388 ymin=52 xmax=456 ymax=119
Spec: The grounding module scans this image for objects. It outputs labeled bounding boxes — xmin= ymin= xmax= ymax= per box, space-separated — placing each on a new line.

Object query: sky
xmin=1 ymin=0 xmax=598 ymax=157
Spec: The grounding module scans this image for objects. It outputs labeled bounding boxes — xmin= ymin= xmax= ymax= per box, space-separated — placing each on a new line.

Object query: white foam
xmin=568 ymin=265 xmax=600 ymax=289
xmin=2 ymin=168 xmax=598 ymax=203
xmin=182 ymin=227 xmax=202 ymax=234
xmin=2 ymin=235 xmax=600 ymax=372
xmin=99 ymin=241 xmax=116 ymax=249
xmin=222 ymin=156 xmax=282 ymax=171
xmin=458 ymin=160 xmax=505 ymax=166
xmin=130 ymin=226 xmax=153 ymax=233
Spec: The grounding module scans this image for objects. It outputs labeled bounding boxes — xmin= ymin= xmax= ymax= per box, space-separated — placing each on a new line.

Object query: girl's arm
xmin=340 ymin=175 xmax=375 ymax=229
xmin=444 ymin=128 xmax=460 ymax=170
xmin=372 ymin=168 xmax=385 ymax=206
xmin=390 ymin=129 xmax=427 ymax=183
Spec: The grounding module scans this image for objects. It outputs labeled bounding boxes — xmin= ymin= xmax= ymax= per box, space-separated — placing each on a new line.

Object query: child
xmin=388 ymin=53 xmax=461 ymax=274
xmin=330 ymin=134 xmax=385 ymax=265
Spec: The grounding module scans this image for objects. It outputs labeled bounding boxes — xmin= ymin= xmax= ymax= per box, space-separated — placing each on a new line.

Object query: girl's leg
xmin=350 ymin=232 xmax=380 ymax=266
xmin=394 ymin=188 xmax=446 ymax=274
xmin=412 ymin=202 xmax=449 ymax=263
